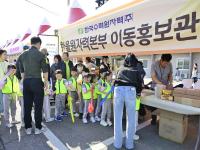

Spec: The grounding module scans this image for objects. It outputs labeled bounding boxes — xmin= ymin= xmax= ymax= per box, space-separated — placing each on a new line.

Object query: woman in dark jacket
xmin=50 ymin=55 xmax=65 ymax=90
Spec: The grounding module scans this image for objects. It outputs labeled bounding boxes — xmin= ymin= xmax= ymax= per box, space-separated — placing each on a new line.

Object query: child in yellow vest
xmin=2 ymin=65 xmax=20 ymax=128
xmin=82 ymin=73 xmax=95 ymax=124
xmin=67 ymin=67 xmax=79 ymax=117
xmin=100 ymin=72 xmax=113 ymax=127
xmin=54 ymin=70 xmax=68 ymax=121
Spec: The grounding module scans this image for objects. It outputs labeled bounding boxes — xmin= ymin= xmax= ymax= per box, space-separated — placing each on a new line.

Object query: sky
xmin=0 ymin=0 xmax=97 ymax=46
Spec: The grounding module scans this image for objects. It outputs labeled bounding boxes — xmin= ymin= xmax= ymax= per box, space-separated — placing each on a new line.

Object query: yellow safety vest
xmin=82 ymin=83 xmax=91 ymax=100
xmin=93 ymin=84 xmax=99 ymax=100
xmin=70 ymin=77 xmax=77 ymax=91
xmin=2 ymin=76 xmax=19 ymax=94
xmin=101 ymin=81 xmax=112 ymax=99
xmin=18 ymin=88 xmax=23 ymax=97
xmin=65 ymin=61 xmax=70 ymax=80
xmin=136 ymin=97 xmax=141 ymax=111
xmin=55 ymin=79 xmax=67 ymax=94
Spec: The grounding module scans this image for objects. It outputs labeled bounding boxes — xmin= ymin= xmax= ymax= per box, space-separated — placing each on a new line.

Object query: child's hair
xmin=55 ymin=69 xmax=62 ymax=75
xmin=7 ymin=64 xmax=16 ymax=70
xmin=105 ymin=71 xmax=112 ymax=79
xmin=71 ymin=67 xmax=77 ymax=72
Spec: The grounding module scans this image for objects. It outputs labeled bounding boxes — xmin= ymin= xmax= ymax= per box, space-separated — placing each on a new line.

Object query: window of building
xmin=177 ymin=59 xmax=189 ymax=70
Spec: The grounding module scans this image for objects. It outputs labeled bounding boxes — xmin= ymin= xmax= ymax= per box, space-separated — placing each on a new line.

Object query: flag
xmin=67 ymin=0 xmax=86 ymax=24
xmin=38 ymin=18 xmax=51 ymax=35
xmin=21 ymin=28 xmax=31 ymax=41
xmin=12 ymin=35 xmax=20 ymax=45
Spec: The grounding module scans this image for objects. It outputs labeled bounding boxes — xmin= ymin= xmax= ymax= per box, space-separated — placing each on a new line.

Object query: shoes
xmin=100 ymin=120 xmax=107 ymax=126
xmin=74 ymin=113 xmax=79 ymax=117
xmin=90 ymin=117 xmax=96 ymax=123
xmin=25 ymin=128 xmax=32 ymax=135
xmin=134 ymin=134 xmax=140 ymax=140
xmin=35 ymin=127 xmax=47 ymax=135
xmin=95 ymin=116 xmax=101 ymax=122
xmin=45 ymin=118 xmax=54 ymax=123
xmin=61 ymin=112 xmax=67 ymax=117
xmin=82 ymin=118 xmax=88 ymax=124
xmin=55 ymin=115 xmax=63 ymax=122
xmin=107 ymin=120 xmax=112 ymax=126
xmin=6 ymin=123 xmax=14 ymax=128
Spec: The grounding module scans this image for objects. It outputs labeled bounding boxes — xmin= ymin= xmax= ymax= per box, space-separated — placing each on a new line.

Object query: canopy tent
xmin=58 ymin=0 xmax=200 ymax=57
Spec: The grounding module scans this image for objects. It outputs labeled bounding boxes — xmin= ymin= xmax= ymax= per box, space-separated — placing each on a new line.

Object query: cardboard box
xmin=159 ymin=110 xmax=188 ymax=143
xmin=173 ymin=88 xmax=188 ymax=95
xmin=174 ymin=97 xmax=200 ymax=108
xmin=173 ymin=88 xmax=200 ymax=97
xmin=173 ymin=94 xmax=200 ymax=100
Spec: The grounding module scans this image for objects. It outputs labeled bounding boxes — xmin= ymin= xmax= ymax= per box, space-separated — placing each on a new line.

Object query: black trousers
xmin=23 ymin=78 xmax=44 ymax=129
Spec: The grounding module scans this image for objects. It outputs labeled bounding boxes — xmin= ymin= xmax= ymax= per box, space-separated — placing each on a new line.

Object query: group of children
xmin=1 ymin=64 xmax=114 ymax=128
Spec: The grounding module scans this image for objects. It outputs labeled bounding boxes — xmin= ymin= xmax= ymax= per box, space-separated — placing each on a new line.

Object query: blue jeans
xmin=114 ymin=86 xmax=136 ymax=149
xmin=0 ymin=90 xmax=3 ymax=113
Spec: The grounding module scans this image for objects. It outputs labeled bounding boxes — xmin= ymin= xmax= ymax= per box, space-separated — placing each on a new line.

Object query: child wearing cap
xmin=54 ymin=70 xmax=68 ymax=121
xmin=67 ymin=67 xmax=79 ymax=117
xmin=82 ymin=73 xmax=95 ymax=123
xmin=2 ymin=65 xmax=20 ymax=128
xmin=100 ymin=71 xmax=113 ymax=127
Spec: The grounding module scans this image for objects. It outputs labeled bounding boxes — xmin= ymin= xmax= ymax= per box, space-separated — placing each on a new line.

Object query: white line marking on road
xmin=42 ymin=123 xmax=69 ymax=150
xmin=86 ymin=119 xmax=152 ymax=150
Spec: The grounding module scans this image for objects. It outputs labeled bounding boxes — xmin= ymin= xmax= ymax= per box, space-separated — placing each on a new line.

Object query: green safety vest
xmin=101 ymin=81 xmax=112 ymax=99
xmin=93 ymin=84 xmax=99 ymax=100
xmin=82 ymin=83 xmax=91 ymax=100
xmin=2 ymin=76 xmax=19 ymax=94
xmin=69 ymin=77 xmax=77 ymax=91
xmin=136 ymin=97 xmax=141 ymax=111
xmin=18 ymin=88 xmax=23 ymax=97
xmin=55 ymin=79 xmax=67 ymax=94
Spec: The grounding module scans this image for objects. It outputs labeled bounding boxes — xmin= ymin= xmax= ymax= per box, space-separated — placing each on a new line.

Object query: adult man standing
xmin=100 ymin=56 xmax=110 ymax=72
xmin=150 ymin=54 xmax=173 ymax=124
xmin=62 ymin=52 xmax=73 ymax=80
xmin=18 ymin=37 xmax=48 ymax=135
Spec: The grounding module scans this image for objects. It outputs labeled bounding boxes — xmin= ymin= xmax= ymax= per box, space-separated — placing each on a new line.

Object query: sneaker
xmin=61 ymin=112 xmax=67 ymax=117
xmin=45 ymin=118 xmax=54 ymax=123
xmin=74 ymin=113 xmax=79 ymax=117
xmin=35 ymin=127 xmax=47 ymax=135
xmin=95 ymin=116 xmax=101 ymax=122
xmin=90 ymin=117 xmax=96 ymax=123
xmin=134 ymin=134 xmax=140 ymax=141
xmin=107 ymin=120 xmax=112 ymax=126
xmin=6 ymin=123 xmax=14 ymax=128
xmin=11 ymin=120 xmax=20 ymax=124
xmin=100 ymin=120 xmax=108 ymax=126
xmin=55 ymin=116 xmax=63 ymax=122
xmin=82 ymin=118 xmax=88 ymax=124
xmin=25 ymin=128 xmax=32 ymax=135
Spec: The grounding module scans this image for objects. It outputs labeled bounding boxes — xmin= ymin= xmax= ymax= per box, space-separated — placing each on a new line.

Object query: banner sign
xmin=59 ymin=0 xmax=200 ymax=57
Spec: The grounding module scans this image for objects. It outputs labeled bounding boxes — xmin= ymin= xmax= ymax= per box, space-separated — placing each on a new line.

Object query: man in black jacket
xmin=62 ymin=51 xmax=73 ymax=79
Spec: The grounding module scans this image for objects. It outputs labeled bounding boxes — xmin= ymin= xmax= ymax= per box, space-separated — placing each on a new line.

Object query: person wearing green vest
xmin=134 ymin=96 xmax=141 ymax=141
xmin=62 ymin=52 xmax=73 ymax=80
xmin=95 ymin=70 xmax=106 ymax=122
xmin=2 ymin=64 xmax=20 ymax=128
xmin=54 ymin=70 xmax=68 ymax=122
xmin=82 ymin=73 xmax=95 ymax=124
xmin=67 ymin=67 xmax=79 ymax=117
xmin=100 ymin=72 xmax=113 ymax=127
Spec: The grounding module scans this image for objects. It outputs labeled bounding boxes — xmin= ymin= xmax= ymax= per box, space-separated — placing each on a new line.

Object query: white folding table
xmin=141 ymin=95 xmax=200 ymax=150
